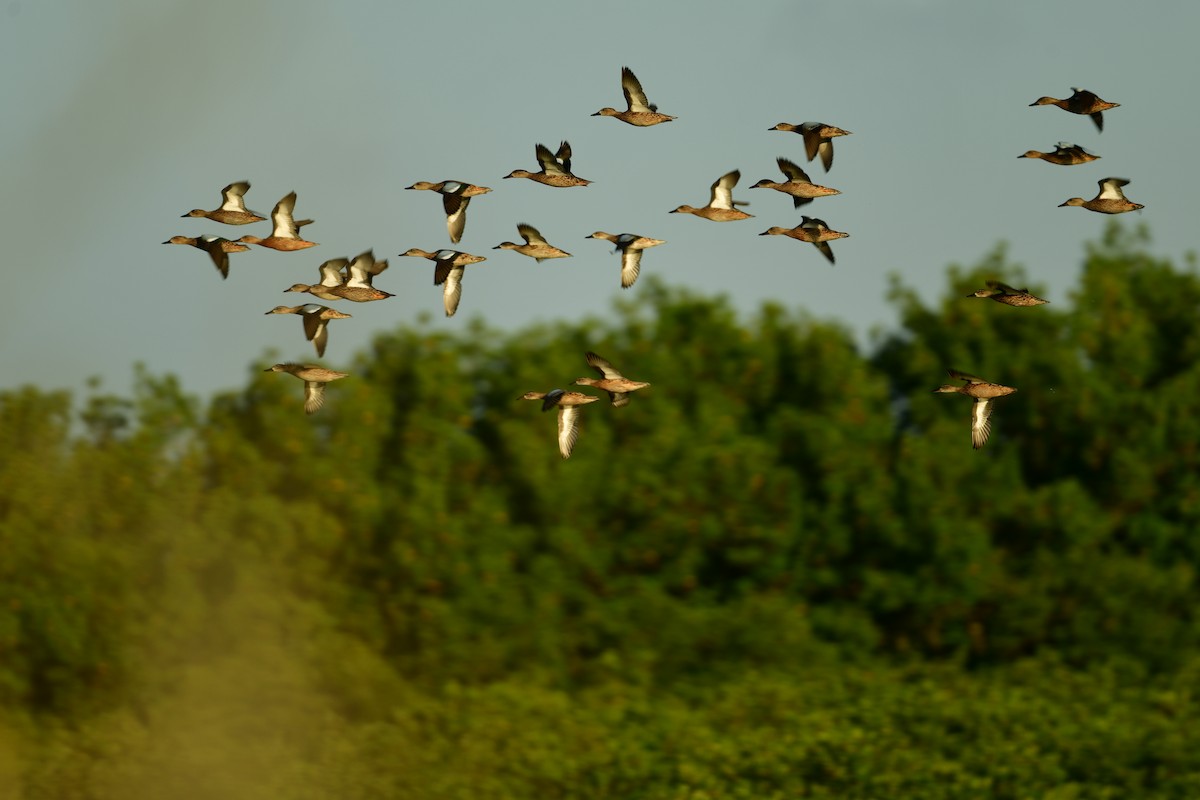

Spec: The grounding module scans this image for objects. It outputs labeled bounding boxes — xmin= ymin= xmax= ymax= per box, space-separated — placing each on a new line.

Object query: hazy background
xmin=2 ymin=0 xmax=1195 ymax=401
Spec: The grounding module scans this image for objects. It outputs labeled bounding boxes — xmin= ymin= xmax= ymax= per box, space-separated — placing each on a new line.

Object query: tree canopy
xmin=2 ymin=224 xmax=1198 ymax=797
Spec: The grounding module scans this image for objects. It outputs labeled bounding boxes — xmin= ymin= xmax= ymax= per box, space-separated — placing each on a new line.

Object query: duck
xmin=759 ymin=216 xmax=849 ymax=264
xmin=264 ymin=304 xmax=352 ymax=358
xmin=572 ymin=352 xmax=650 ymax=407
xmin=586 ymin=231 xmax=666 ymax=288
xmin=494 ymin=223 xmax=573 ymax=262
xmin=264 ymin=363 xmax=349 ymax=415
xmin=337 ymin=249 xmax=393 ymax=300
xmin=1059 ymin=177 xmax=1143 ymax=214
xmin=399 ymin=248 xmax=487 ymax=317
xmin=405 ymin=180 xmax=492 ymax=243
xmin=236 ymin=191 xmax=318 ymax=251
xmin=670 ymin=170 xmax=753 ymax=221
xmin=180 ymin=181 xmax=266 ymax=225
xmin=1018 ymin=142 xmax=1099 ymax=166
xmin=285 ymin=253 xmax=393 ymax=302
xmin=592 ymin=66 xmax=676 ymax=127
xmin=967 ymin=281 xmax=1049 ymax=307
xmin=162 ymin=234 xmax=250 ymax=279
xmin=284 ymin=258 xmax=350 ymax=301
xmin=1029 ymin=88 xmax=1119 ymax=132
xmin=503 ymin=141 xmax=591 ymax=187
xmin=520 ymin=389 xmax=599 ymax=459
xmin=932 ymin=369 xmax=1017 ymax=450
xmin=769 ymin=122 xmax=851 ymax=171
xmin=749 ymin=157 xmax=841 ymax=208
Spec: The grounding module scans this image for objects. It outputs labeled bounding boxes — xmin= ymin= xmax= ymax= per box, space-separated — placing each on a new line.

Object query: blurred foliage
xmin=2 ymin=223 xmax=1199 ymax=796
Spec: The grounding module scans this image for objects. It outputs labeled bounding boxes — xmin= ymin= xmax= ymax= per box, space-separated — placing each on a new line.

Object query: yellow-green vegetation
xmin=3 ymin=225 xmax=1199 ymax=797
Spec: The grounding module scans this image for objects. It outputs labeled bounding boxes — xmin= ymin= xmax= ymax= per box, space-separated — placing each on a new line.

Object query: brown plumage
xmin=494 ymin=224 xmax=573 ymax=262
xmin=264 ymin=304 xmax=352 ymax=358
xmin=405 ymin=180 xmax=492 ymax=243
xmin=769 ymin=122 xmax=851 ymax=171
xmin=265 ymin=363 xmax=349 ymax=415
xmin=504 ymin=141 xmax=591 ymax=187
xmin=586 ymin=231 xmax=666 ymax=288
xmin=572 ymin=352 xmax=650 ymax=407
xmin=592 ymin=66 xmax=676 ymax=127
xmin=750 ymin=157 xmax=841 ymax=208
xmin=163 ymin=234 xmax=250 ymax=279
xmin=967 ymin=281 xmax=1049 ymax=307
xmin=1030 ymin=88 xmax=1119 ymax=132
xmin=236 ymin=191 xmax=318 ymax=251
xmin=520 ymin=389 xmax=599 ymax=459
xmin=1059 ymin=177 xmax=1143 ymax=214
xmin=1018 ymin=142 xmax=1099 ymax=166
xmin=759 ymin=216 xmax=849 ymax=264
xmin=399 ymin=248 xmax=487 ymax=316
xmin=285 ymin=253 xmax=393 ymax=302
xmin=670 ymin=170 xmax=753 ymax=221
xmin=932 ymin=369 xmax=1017 ymax=450
xmin=180 ymin=181 xmax=266 ymax=225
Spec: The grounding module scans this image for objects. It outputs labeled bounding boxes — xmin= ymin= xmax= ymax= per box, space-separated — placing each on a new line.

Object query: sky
xmin=2 ymin=0 xmax=1197 ymax=404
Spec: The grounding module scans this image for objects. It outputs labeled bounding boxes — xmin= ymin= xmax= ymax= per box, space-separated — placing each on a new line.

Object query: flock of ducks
xmin=163 ymin=72 xmax=1138 ymax=455
xmin=938 ymin=86 xmax=1141 ymax=449
xmin=521 ymin=352 xmax=651 ymax=459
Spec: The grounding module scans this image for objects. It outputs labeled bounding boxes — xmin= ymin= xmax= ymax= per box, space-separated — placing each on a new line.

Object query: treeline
xmin=2 ymin=223 xmax=1198 ymax=797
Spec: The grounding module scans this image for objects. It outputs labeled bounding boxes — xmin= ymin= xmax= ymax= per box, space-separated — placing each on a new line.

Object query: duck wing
xmin=200 ymin=235 xmax=230 ymax=279
xmin=1096 ymin=177 xmax=1130 ymax=200
xmin=557 ymin=405 xmax=583 ymax=459
xmin=518 ymin=223 xmax=548 ymax=245
xmin=270 ymin=191 xmax=301 ymax=238
xmin=621 ymin=66 xmax=653 ymax=113
xmin=620 ymin=247 xmax=643 ymax=288
xmin=220 ymin=181 xmax=254 ymax=213
xmin=345 ymin=250 xmax=377 ymax=288
xmin=585 ymin=351 xmax=624 ymax=380
xmin=801 ymin=123 xmax=835 ymax=170
xmin=555 ymin=140 xmax=573 ymax=173
xmin=443 ymin=194 xmax=468 ymax=243
xmin=535 ymin=143 xmax=566 ymax=176
xmin=318 ymin=258 xmax=349 ymax=287
xmin=442 ymin=265 xmax=464 ymax=316
xmin=971 ymin=398 xmax=994 ymax=449
xmin=709 ymin=170 xmax=741 ymax=210
xmin=776 ymin=157 xmax=813 ymax=184
xmin=303 ymin=381 xmax=326 ymax=415
xmin=948 ymin=368 xmax=988 ymax=384
xmin=301 ymin=312 xmax=330 ymax=357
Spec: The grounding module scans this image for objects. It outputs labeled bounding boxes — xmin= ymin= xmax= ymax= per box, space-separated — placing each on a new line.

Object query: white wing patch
xmin=558 ymin=406 xmax=582 ymax=459
xmin=303 ymin=381 xmax=326 ymax=415
xmin=442 ymin=266 xmax=464 ymax=316
xmin=620 ymin=248 xmax=643 ymax=289
xmin=971 ymin=398 xmax=993 ymax=449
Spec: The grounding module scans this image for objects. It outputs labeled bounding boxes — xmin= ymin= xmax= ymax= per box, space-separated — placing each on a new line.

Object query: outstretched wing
xmin=971 ymin=398 xmax=994 ymax=449
xmin=621 ymin=66 xmax=653 ymax=113
xmin=777 ymin=157 xmax=813 ymax=184
xmin=620 ymin=247 xmax=643 ymax=289
xmin=442 ymin=265 xmax=464 ymax=316
xmin=948 ymin=368 xmax=987 ymax=384
xmin=558 ymin=406 xmax=583 ymax=459
xmin=585 ymin=352 xmax=623 ymax=380
xmin=709 ymin=170 xmax=741 ymax=210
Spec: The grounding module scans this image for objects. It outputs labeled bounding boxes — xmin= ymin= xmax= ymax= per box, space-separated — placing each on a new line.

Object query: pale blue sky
xmin=2 ymin=1 xmax=1196 ymax=402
